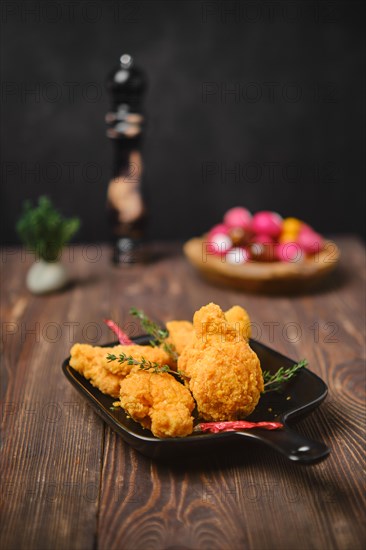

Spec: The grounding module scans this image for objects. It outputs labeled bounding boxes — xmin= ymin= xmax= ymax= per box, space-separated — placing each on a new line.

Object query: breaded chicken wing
xmin=69 ymin=343 xmax=126 ymax=397
xmin=117 ymin=370 xmax=195 ymax=438
xmin=166 ymin=320 xmax=194 ymax=355
xmin=166 ymin=305 xmax=250 ymax=355
xmin=69 ymin=343 xmax=176 ymax=397
xmin=178 ymin=303 xmax=263 ymax=421
xmin=225 ymin=305 xmax=251 ymax=340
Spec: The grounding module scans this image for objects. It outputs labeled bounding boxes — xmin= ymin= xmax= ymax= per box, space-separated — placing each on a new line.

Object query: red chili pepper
xmin=103 ymin=319 xmax=133 ymax=345
xmin=194 ymin=420 xmax=283 ymax=433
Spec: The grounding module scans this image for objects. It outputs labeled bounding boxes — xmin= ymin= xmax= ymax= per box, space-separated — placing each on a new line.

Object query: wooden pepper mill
xmin=106 ymin=54 xmax=148 ymax=264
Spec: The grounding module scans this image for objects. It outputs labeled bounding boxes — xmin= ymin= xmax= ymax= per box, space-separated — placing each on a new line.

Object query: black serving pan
xmin=62 ymin=336 xmax=330 ymax=464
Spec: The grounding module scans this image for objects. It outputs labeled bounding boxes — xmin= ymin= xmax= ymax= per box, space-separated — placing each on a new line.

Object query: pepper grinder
xmin=105 ymin=54 xmax=148 ymax=264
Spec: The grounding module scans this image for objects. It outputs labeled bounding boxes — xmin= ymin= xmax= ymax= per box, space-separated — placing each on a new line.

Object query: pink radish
xmin=209 ymin=223 xmax=230 ymax=236
xmin=225 ymin=247 xmax=250 ymax=265
xmin=224 ymin=207 xmax=252 ymax=231
xmin=252 ymin=211 xmax=283 ymax=238
xmin=276 ymin=242 xmax=303 ymax=263
xmin=297 ymin=230 xmax=324 ymax=254
xmin=206 ymin=232 xmax=232 ymax=255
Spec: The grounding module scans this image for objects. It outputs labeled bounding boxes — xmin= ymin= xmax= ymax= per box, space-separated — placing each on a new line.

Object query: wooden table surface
xmin=1 ymin=237 xmax=365 ymax=550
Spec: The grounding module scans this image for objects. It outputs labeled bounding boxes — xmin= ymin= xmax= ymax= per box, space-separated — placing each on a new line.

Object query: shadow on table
xmin=109 ymin=242 xmax=183 ymax=266
xmin=154 ymin=410 xmax=333 ymax=473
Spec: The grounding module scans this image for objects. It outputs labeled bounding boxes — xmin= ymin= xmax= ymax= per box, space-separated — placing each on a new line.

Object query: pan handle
xmin=243 ymin=426 xmax=330 ymax=464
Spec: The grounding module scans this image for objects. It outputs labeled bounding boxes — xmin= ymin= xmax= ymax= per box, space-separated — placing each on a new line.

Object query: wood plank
xmin=1 ymin=238 xmax=365 ymax=550
xmin=97 ymin=237 xmax=366 ymax=550
xmin=0 ymin=248 xmax=108 ymax=550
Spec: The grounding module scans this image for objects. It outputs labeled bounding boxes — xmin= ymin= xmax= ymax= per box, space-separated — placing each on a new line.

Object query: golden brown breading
xmin=178 ymin=303 xmax=263 ymax=421
xmin=192 ymin=303 xmax=251 ymax=345
xmin=225 ymin=305 xmax=251 ymax=340
xmin=70 ymin=302 xmax=259 ymax=436
xmin=69 ymin=343 xmax=176 ymax=397
xmin=193 ymin=302 xmax=227 ymax=344
xmin=166 ymin=305 xmax=250 ymax=356
xmin=69 ymin=343 xmax=127 ymax=397
xmin=166 ymin=320 xmax=194 ymax=355
xmin=181 ymin=341 xmax=263 ymax=421
xmin=117 ymin=370 xmax=195 ymax=438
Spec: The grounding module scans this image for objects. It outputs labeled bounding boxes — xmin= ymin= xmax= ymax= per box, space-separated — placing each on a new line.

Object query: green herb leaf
xmin=16 ymin=196 xmax=80 ymax=261
xmin=262 ymin=359 xmax=308 ymax=393
xmin=129 ymin=308 xmax=178 ymax=360
xmin=107 ymin=351 xmax=188 ymax=381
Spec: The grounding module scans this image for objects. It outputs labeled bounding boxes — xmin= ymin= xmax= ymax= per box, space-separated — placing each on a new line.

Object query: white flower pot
xmin=26 ymin=260 xmax=69 ymax=295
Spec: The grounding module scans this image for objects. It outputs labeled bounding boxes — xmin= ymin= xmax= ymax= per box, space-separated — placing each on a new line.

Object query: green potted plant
xmin=16 ymin=196 xmax=81 ymax=294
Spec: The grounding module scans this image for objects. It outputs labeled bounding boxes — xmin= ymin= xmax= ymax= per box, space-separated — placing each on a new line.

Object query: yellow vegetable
xmin=279 ymin=218 xmax=303 ymax=243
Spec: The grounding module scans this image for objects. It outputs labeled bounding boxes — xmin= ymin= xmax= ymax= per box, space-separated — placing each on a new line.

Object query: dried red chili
xmin=103 ymin=319 xmax=133 ymax=345
xmin=194 ymin=420 xmax=283 ymax=433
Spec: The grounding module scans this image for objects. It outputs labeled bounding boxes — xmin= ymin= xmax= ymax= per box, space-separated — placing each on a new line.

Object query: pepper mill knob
xmin=120 ymin=54 xmax=132 ymax=68
xmin=106 ymin=54 xmax=147 ymax=139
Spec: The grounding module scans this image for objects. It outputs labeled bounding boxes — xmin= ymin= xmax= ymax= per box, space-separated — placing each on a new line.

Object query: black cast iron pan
xmin=62 ymin=336 xmax=330 ymax=464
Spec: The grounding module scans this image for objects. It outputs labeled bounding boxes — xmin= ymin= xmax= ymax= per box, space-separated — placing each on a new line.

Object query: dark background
xmin=1 ymin=0 xmax=365 ymax=243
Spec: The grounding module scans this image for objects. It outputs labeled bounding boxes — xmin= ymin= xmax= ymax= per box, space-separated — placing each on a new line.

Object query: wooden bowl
xmin=183 ymin=237 xmax=340 ymax=294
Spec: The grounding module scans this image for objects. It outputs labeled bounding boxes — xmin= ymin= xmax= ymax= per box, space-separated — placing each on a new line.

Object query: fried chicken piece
xmin=225 ymin=305 xmax=251 ymax=340
xmin=166 ymin=306 xmax=250 ymax=355
xmin=69 ymin=344 xmax=126 ymax=397
xmin=192 ymin=303 xmax=251 ymax=344
xmin=166 ymin=320 xmax=194 ymax=355
xmin=117 ymin=370 xmax=195 ymax=438
xmin=69 ymin=343 xmax=176 ymax=398
xmin=178 ymin=303 xmax=263 ymax=421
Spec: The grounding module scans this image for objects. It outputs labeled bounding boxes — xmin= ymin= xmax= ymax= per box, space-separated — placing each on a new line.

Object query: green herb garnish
xmin=16 ymin=196 xmax=80 ymax=262
xmin=129 ymin=307 xmax=178 ymax=360
xmin=107 ymin=352 xmax=187 ymax=380
xmin=262 ymin=359 xmax=308 ymax=393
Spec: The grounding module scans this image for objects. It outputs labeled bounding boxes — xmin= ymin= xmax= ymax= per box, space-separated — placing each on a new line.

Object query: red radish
xmin=249 ymin=241 xmax=278 ymax=262
xmin=276 ymin=242 xmax=303 ymax=263
xmin=103 ymin=319 xmax=133 ymax=345
xmin=251 ymin=234 xmax=274 ymax=244
xmin=206 ymin=233 xmax=232 ymax=255
xmin=249 ymin=235 xmax=275 ymax=261
xmin=224 ymin=207 xmax=252 ymax=231
xmin=209 ymin=223 xmax=230 ymax=236
xmin=225 ymin=247 xmax=250 ymax=265
xmin=298 ymin=222 xmax=314 ymax=235
xmin=228 ymin=226 xmax=251 ymax=246
xmin=297 ymin=230 xmax=324 ymax=254
xmin=252 ymin=211 xmax=283 ymax=238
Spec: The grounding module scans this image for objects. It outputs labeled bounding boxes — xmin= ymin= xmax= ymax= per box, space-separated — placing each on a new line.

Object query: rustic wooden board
xmin=1 ymin=238 xmax=365 ymax=550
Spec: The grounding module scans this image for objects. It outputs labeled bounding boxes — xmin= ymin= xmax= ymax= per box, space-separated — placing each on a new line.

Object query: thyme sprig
xmin=129 ymin=307 xmax=178 ymax=360
xmin=262 ymin=359 xmax=308 ymax=393
xmin=107 ymin=352 xmax=187 ymax=381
